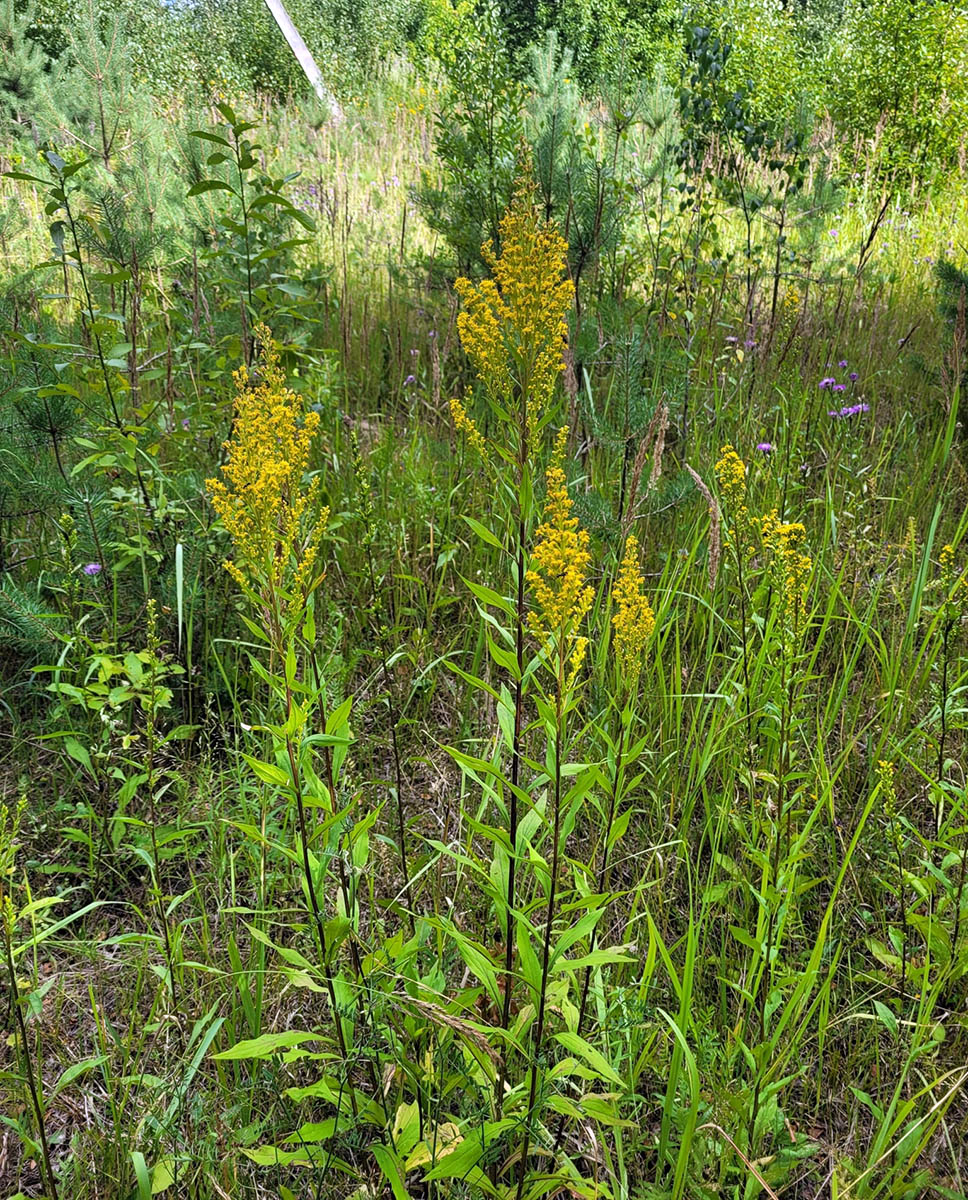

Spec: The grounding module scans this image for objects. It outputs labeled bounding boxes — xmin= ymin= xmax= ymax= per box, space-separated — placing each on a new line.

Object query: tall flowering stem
xmin=568 ymin=536 xmax=654 ymax=1098
xmin=206 ymin=330 xmax=355 ymax=1096
xmin=451 ymin=180 xmax=573 ymax=1096
xmin=516 ymin=426 xmax=592 ymax=1196
xmin=715 ymin=444 xmax=757 ymax=770
xmin=754 ymin=511 xmax=812 ymax=1054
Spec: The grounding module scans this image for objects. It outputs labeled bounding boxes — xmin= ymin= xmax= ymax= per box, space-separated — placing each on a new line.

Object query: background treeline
xmin=4 ymin=0 xmax=968 ymax=171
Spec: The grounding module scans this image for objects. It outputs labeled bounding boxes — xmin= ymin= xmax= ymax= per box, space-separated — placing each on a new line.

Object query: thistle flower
xmin=455 ymin=182 xmax=573 ymax=442
xmin=611 ymin=536 xmax=655 ymax=686
xmin=527 ymin=427 xmax=593 ymax=683
xmin=83 ymin=562 xmax=102 ymax=576
xmin=206 ymin=327 xmax=327 ymax=605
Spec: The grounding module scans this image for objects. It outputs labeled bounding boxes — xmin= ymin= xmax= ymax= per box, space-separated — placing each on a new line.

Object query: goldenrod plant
xmin=450 ymin=178 xmax=574 ymax=1096
xmin=206 ymin=327 xmax=362 ymax=1102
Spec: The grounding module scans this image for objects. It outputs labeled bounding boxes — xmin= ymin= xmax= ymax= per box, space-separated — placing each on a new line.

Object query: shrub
xmin=824 ymin=0 xmax=968 ymax=171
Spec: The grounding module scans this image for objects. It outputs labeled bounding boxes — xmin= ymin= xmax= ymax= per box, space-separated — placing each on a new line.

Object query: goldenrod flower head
xmin=715 ymin=444 xmax=747 ymax=512
xmin=455 ymin=181 xmax=573 ymax=441
xmin=876 ymin=758 xmax=903 ymax=850
xmin=449 ymin=395 xmax=488 ymax=460
xmin=941 ymin=543 xmax=955 ymax=589
xmin=611 ymin=536 xmax=655 ymax=685
xmin=716 ymin=443 xmax=756 ymax=557
xmin=206 ymin=328 xmax=327 ymax=604
xmin=762 ymin=511 xmax=812 ymax=630
xmin=527 ymin=427 xmax=593 ymax=679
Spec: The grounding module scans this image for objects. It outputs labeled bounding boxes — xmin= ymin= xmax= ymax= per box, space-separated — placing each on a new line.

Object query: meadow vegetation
xmin=4 ymin=1 xmax=968 ymax=1197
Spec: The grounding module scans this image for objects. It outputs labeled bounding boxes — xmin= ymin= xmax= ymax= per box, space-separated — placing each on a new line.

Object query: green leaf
xmin=213 ymin=1030 xmax=317 ymax=1060
xmin=463 ymin=576 xmax=515 ymax=619
xmin=50 ymin=1055 xmax=107 ymax=1100
xmin=189 ymin=130 xmax=233 ymax=147
xmin=187 ymin=179 xmax=236 ymax=197
xmin=239 ymin=753 xmax=291 ymax=788
xmin=131 ymin=1151 xmax=151 ymax=1200
xmin=151 ymin=1157 xmax=177 ymax=1194
xmin=372 ymin=1143 xmax=412 ymax=1200
xmin=873 ymin=1000 xmax=898 ymax=1039
xmin=555 ymin=1031 xmax=625 ymax=1087
xmin=462 ymin=515 xmax=504 ymax=550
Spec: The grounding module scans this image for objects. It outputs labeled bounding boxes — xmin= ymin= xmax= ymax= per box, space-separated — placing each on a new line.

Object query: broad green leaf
xmin=555 ymin=1031 xmax=625 ymax=1087
xmin=213 ymin=1030 xmax=316 ymax=1060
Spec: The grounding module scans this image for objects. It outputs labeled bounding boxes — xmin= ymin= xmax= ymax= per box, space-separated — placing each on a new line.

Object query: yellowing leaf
xmin=405 ymin=1122 xmax=463 ymax=1170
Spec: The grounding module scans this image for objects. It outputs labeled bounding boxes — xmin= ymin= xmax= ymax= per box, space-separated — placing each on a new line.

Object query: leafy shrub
xmin=497 ymin=0 xmax=682 ymax=86
xmin=824 ymin=0 xmax=968 ymax=170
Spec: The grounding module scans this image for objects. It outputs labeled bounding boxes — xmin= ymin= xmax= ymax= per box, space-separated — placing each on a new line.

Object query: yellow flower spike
xmin=763 ymin=515 xmax=812 ymax=631
xmin=941 ymin=543 xmax=955 ymax=591
xmin=449 ymin=396 xmax=489 ymax=460
xmin=455 ymin=180 xmax=573 ymax=443
xmin=526 ymin=427 xmax=593 ymax=668
xmin=206 ymin=327 xmax=326 ymax=606
xmin=715 ymin=444 xmax=747 ymax=512
xmin=716 ymin=443 xmax=758 ymax=557
xmin=611 ymin=535 xmax=656 ymax=686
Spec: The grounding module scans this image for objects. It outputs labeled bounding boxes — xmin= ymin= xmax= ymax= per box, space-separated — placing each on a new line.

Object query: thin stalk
xmin=363 ymin=540 xmax=415 ymax=933
xmin=2 ymin=927 xmax=59 ymax=1200
xmin=515 ymin=679 xmax=565 ymax=1198
xmin=552 ymin=705 xmax=627 ymax=1158
xmin=283 ymin=679 xmax=359 ymax=1119
xmin=495 ymin=379 xmax=531 ymax=1118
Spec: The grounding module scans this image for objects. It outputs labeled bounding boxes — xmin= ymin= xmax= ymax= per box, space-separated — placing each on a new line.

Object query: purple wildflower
xmin=181 ymin=417 xmax=191 ymax=430
xmin=849 ymin=372 xmax=859 ymax=382
xmin=819 ymin=377 xmax=835 ymax=390
xmin=833 ymin=383 xmax=846 ymax=392
xmin=404 ymin=374 xmax=416 ymax=386
xmin=839 ymin=360 xmax=848 ymax=368
xmin=832 ymin=402 xmax=870 ymax=418
xmin=83 ymin=562 xmax=102 ymax=576
xmin=756 ymin=442 xmax=774 ymax=452
xmin=410 ymin=347 xmax=419 ymax=357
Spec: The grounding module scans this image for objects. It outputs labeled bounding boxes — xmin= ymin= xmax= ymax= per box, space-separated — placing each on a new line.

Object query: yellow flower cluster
xmin=611 ymin=536 xmax=655 ymax=685
xmin=941 ymin=543 xmax=955 ymax=589
xmin=715 ymin=444 xmax=747 ymax=511
xmin=206 ymin=330 xmax=327 ymax=604
xmin=939 ymin=543 xmax=968 ymax=618
xmin=527 ymin=427 xmax=593 ymax=683
xmin=448 ymin=396 xmax=488 ymax=460
xmin=715 ymin=443 xmax=755 ymax=557
xmin=762 ymin=510 xmax=812 ymax=629
xmin=877 ymin=759 xmax=903 ymax=853
xmin=455 ymin=183 xmax=573 ymax=441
